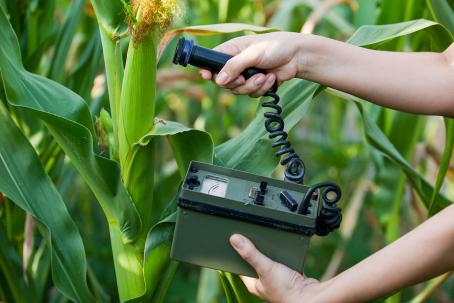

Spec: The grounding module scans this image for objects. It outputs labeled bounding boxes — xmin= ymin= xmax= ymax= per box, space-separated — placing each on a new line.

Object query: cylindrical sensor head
xmin=173 ymin=37 xmax=266 ymax=80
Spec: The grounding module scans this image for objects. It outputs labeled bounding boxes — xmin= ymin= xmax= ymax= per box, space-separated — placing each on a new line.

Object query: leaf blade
xmin=158 ymin=23 xmax=278 ymax=59
xmin=0 ymin=104 xmax=95 ymax=302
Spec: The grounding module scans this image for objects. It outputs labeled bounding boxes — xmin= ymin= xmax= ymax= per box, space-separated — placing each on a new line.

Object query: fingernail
xmin=254 ymin=75 xmax=265 ymax=86
xmin=216 ymin=72 xmax=230 ymax=85
xmin=267 ymin=74 xmax=275 ymax=83
xmin=230 ymin=234 xmax=245 ymax=249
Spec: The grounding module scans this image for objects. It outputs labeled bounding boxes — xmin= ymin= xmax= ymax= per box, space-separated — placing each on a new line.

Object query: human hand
xmin=199 ymin=32 xmax=307 ymax=97
xmin=229 ymin=234 xmax=328 ymax=303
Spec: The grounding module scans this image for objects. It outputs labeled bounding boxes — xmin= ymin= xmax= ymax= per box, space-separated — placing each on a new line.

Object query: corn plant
xmin=0 ymin=0 xmax=453 ymax=302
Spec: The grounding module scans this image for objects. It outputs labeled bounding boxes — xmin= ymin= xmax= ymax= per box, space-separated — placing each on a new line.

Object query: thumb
xmin=216 ymin=44 xmax=264 ymax=86
xmin=230 ymin=234 xmax=274 ymax=277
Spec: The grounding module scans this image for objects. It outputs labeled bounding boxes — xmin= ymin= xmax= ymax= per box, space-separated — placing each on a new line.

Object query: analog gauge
xmin=200 ymin=175 xmax=229 ymax=197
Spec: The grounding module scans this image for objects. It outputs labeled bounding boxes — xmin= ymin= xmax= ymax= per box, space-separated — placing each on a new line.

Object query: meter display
xmin=200 ymin=175 xmax=229 ymax=197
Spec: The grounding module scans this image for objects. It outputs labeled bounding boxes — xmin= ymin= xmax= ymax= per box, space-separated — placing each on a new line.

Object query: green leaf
xmin=149 ymin=261 xmax=179 ymax=303
xmin=376 ymin=0 xmax=410 ymax=24
xmin=90 ymin=0 xmax=128 ymax=35
xmin=218 ymin=0 xmax=249 ymax=23
xmin=128 ymin=212 xmax=177 ymax=303
xmin=365 ymin=109 xmax=425 ymax=224
xmin=197 ymin=268 xmax=221 ymax=303
xmin=128 ymin=120 xmax=213 ymax=301
xmin=0 ymin=4 xmax=140 ymax=243
xmin=158 ymin=23 xmax=278 ymax=60
xmin=0 ymin=7 xmax=144 ymax=300
xmin=429 ymin=118 xmax=454 ymax=215
xmin=30 ymin=242 xmax=51 ymax=301
xmin=218 ymin=272 xmax=239 ymax=303
xmin=427 ymin=0 xmax=454 ymax=34
xmin=224 ymin=273 xmax=261 ymax=303
xmin=342 ymin=93 xmax=453 ymax=212
xmin=127 ymin=120 xmax=213 ymax=301
xmin=48 ymin=0 xmax=85 ymax=82
xmin=142 ymin=212 xmax=176 ymax=298
xmin=67 ymin=22 xmax=103 ymax=102
xmin=139 ymin=119 xmax=214 ymax=178
xmin=346 ymin=19 xmax=453 ymax=50
xmin=0 ymin=226 xmax=34 ymax=303
xmin=90 ymin=0 xmax=128 ymax=160
xmin=267 ymin=0 xmax=354 ymax=34
xmin=24 ymin=0 xmax=57 ymax=71
xmin=0 ymin=104 xmax=95 ymax=302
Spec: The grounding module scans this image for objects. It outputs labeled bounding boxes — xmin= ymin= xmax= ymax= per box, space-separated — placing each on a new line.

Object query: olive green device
xmin=171 ymin=38 xmax=343 ymax=277
xmin=171 ymin=161 xmax=342 ymax=277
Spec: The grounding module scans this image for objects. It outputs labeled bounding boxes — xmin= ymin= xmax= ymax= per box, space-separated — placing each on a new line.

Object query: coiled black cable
xmin=262 ymin=90 xmax=306 ymax=184
xmin=298 ymin=182 xmax=342 ymax=236
xmin=262 ymin=88 xmax=342 ymax=236
xmin=174 ymin=37 xmax=304 ymax=184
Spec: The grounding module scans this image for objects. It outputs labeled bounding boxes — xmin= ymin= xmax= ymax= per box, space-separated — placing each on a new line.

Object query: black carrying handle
xmin=173 ymin=37 xmax=276 ymax=91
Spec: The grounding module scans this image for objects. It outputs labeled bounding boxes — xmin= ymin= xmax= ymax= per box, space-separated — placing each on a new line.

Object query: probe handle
xmin=173 ymin=37 xmax=266 ymax=80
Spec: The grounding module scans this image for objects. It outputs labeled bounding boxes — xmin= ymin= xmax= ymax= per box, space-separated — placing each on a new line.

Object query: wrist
xmin=296 ymin=34 xmax=339 ymax=82
xmin=295 ymin=34 xmax=320 ymax=79
xmin=287 ymin=278 xmax=339 ymax=303
xmin=314 ymin=279 xmax=339 ymax=303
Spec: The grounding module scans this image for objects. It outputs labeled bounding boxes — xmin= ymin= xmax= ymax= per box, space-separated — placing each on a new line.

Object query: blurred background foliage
xmin=1 ymin=0 xmax=454 ymax=302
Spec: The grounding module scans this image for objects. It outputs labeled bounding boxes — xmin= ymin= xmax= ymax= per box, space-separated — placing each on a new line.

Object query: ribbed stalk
xmin=109 ymin=225 xmax=144 ymax=302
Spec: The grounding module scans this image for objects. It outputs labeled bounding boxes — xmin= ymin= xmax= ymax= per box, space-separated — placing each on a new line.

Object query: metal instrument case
xmin=170 ymin=161 xmax=320 ymax=277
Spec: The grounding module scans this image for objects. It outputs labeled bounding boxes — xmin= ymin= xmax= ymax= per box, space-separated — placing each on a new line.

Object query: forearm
xmin=299 ymin=35 xmax=454 ymax=117
xmin=321 ymin=203 xmax=454 ymax=303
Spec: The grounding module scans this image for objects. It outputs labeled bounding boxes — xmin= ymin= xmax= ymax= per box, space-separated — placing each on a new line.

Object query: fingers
xmin=199 ymin=69 xmax=212 ymax=80
xmin=214 ymin=40 xmax=242 ymax=56
xmin=199 ymin=41 xmax=276 ymax=96
xmin=199 ymin=70 xmax=246 ymax=89
xmin=231 ymin=234 xmax=319 ymax=303
xmin=230 ymin=73 xmax=265 ymax=95
xmin=249 ymin=74 xmax=276 ymax=97
xmin=198 ymin=37 xmax=249 ymax=82
xmin=230 ymin=234 xmax=275 ymax=278
xmin=240 ymin=276 xmax=260 ymax=297
xmin=225 ymin=76 xmax=246 ymax=89
xmin=231 ymin=73 xmax=276 ymax=97
xmin=215 ymin=45 xmax=264 ymax=86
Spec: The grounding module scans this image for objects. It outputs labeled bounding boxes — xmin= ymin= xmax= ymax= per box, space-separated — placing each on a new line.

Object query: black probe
xmin=173 ymin=37 xmax=267 ymax=83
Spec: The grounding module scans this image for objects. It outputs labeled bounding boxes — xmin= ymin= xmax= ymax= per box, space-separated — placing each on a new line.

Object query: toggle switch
xmin=259 ymin=181 xmax=268 ymax=194
xmin=254 ymin=193 xmax=265 ymax=205
xmin=280 ymin=190 xmax=298 ymax=212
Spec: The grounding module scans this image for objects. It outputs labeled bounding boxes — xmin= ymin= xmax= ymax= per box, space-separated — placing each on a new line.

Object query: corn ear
xmin=118 ymin=32 xmax=157 ymax=170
